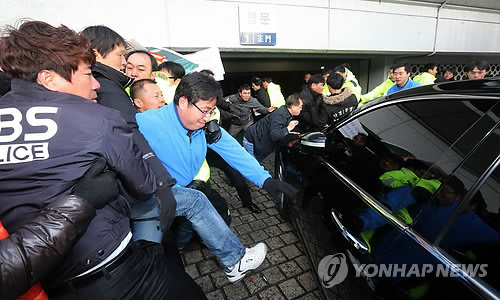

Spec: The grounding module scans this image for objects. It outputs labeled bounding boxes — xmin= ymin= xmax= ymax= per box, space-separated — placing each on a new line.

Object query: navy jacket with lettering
xmin=0 ymin=79 xmax=156 ymax=281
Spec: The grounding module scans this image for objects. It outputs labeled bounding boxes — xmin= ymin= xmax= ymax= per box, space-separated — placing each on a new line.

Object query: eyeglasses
xmin=191 ymin=101 xmax=216 ymax=117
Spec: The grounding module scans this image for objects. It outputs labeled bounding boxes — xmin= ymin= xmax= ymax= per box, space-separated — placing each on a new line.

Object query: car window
xmin=429 ymin=128 xmax=500 ymax=292
xmin=325 ymin=98 xmax=499 ymax=226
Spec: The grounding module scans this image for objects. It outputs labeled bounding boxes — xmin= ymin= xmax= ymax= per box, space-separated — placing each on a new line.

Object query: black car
xmin=275 ymin=79 xmax=500 ymax=300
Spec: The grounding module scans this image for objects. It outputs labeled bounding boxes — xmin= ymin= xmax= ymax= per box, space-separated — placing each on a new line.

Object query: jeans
xmin=243 ymin=137 xmax=267 ymax=163
xmin=173 ymin=185 xmax=244 ymax=267
xmin=132 ymin=185 xmax=245 ymax=267
xmin=175 ymin=182 xmax=231 ymax=249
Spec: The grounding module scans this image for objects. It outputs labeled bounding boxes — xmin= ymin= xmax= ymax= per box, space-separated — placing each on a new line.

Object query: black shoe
xmin=243 ymin=203 xmax=262 ymax=214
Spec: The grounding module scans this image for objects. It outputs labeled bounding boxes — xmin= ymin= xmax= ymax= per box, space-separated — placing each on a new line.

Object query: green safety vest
xmin=192 ymin=107 xmax=223 ymax=183
xmin=267 ymin=82 xmax=285 ymax=108
xmin=379 ymin=168 xmax=441 ymax=194
xmin=193 ymin=159 xmax=211 ymax=182
xmin=343 ymin=68 xmax=362 ymax=101
xmin=359 ymin=77 xmax=395 ymax=106
xmin=322 ymin=83 xmax=331 ymax=96
xmin=412 ymin=72 xmax=436 ymax=86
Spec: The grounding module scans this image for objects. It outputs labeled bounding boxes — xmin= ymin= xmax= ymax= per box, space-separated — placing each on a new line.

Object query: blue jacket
xmin=0 ymin=79 xmax=156 ymax=280
xmin=386 ymin=79 xmax=421 ymax=95
xmin=136 ymin=103 xmax=271 ymax=187
xmin=370 ymin=186 xmax=499 ymax=280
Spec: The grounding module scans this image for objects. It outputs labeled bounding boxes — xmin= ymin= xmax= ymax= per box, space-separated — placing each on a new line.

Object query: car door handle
xmin=331 ymin=209 xmax=369 ymax=254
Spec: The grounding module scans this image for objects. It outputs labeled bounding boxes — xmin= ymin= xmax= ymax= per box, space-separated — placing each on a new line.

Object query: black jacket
xmin=297 ymin=86 xmax=329 ymax=132
xmin=323 ymin=87 xmax=358 ymax=122
xmin=256 ymin=87 xmax=271 ymax=108
xmin=0 ymin=195 xmax=95 ymax=299
xmin=0 ymin=79 xmax=156 ymax=281
xmin=92 ymin=62 xmax=177 ymax=188
xmin=245 ymin=105 xmax=294 ymax=158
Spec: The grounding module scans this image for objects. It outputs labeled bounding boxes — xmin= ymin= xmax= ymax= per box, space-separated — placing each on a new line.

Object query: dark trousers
xmin=46 ymin=241 xmax=206 ymax=300
xmin=206 ymin=148 xmax=252 ymax=206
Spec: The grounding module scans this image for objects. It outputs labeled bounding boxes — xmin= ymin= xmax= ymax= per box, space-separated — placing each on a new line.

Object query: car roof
xmin=331 ymin=78 xmax=500 ymax=128
xmin=386 ymin=77 xmax=500 ymax=100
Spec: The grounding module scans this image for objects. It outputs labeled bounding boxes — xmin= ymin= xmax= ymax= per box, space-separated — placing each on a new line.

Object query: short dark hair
xmin=262 ymin=77 xmax=272 ymax=83
xmin=126 ymin=50 xmax=159 ymax=72
xmin=391 ymin=62 xmax=411 ymax=73
xmin=321 ymin=68 xmax=333 ymax=77
xmin=327 ymin=73 xmax=345 ymax=90
xmin=444 ymin=175 xmax=466 ymax=196
xmin=333 ymin=65 xmax=346 ymax=74
xmin=159 ymin=61 xmax=185 ymax=80
xmin=424 ymin=63 xmax=437 ymax=72
xmin=286 ymin=93 xmax=302 ymax=107
xmin=0 ymin=20 xmax=95 ymax=82
xmin=130 ymin=78 xmax=157 ymax=101
xmin=466 ymin=61 xmax=489 ymax=72
xmin=238 ymin=84 xmax=251 ymax=93
xmin=443 ymin=67 xmax=457 ymax=76
xmin=81 ymin=25 xmax=126 ymax=58
xmin=307 ymin=74 xmax=324 ymax=86
xmin=173 ymin=72 xmax=222 ymax=105
xmin=199 ymin=69 xmax=214 ymax=77
xmin=251 ymin=77 xmax=263 ymax=86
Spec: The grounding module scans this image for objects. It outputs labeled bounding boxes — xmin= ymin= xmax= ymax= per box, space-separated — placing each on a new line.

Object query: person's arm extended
xmin=0 ymin=158 xmax=118 ymax=299
xmin=106 ymin=109 xmax=177 ymax=231
xmin=0 ymin=195 xmax=95 ymax=299
xmin=269 ymin=111 xmax=292 ymax=142
xmin=249 ymin=98 xmax=269 ymax=114
xmin=209 ymin=129 xmax=270 ymax=187
xmin=101 ymin=109 xmax=157 ymax=201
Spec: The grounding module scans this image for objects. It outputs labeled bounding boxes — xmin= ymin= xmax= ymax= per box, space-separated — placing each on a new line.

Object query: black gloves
xmin=73 ymin=157 xmax=118 ymax=209
xmin=205 ymin=120 xmax=221 ymax=144
xmin=262 ymin=177 xmax=298 ymax=202
xmin=155 ymin=175 xmax=177 ymax=232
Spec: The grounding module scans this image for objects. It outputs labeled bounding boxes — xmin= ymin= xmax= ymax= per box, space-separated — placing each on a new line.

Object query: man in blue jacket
xmin=136 ymin=72 xmax=298 ymax=282
xmin=387 ymin=62 xmax=421 ymax=95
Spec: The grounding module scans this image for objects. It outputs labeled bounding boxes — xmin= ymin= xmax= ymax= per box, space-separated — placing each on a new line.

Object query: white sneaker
xmin=225 ymin=243 xmax=267 ymax=283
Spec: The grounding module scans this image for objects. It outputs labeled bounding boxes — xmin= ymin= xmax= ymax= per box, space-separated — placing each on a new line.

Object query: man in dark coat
xmin=323 ymin=73 xmax=358 ymax=123
xmin=244 ymin=93 xmax=303 ymax=162
xmin=81 ymin=25 xmax=178 ymax=234
xmin=296 ymin=74 xmax=329 ymax=132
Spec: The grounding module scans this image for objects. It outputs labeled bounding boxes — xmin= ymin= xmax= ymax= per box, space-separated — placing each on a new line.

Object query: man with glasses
xmin=159 ymin=61 xmax=185 ymax=104
xmin=386 ymin=62 xmax=421 ymax=95
xmin=137 ymin=72 xmax=298 ymax=282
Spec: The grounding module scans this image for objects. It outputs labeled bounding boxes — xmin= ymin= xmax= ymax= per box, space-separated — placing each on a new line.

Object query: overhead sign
xmin=239 ymin=5 xmax=276 ymax=46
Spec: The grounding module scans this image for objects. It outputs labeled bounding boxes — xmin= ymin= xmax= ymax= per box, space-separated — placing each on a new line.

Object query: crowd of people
xmin=0 ymin=19 xmax=495 ymax=299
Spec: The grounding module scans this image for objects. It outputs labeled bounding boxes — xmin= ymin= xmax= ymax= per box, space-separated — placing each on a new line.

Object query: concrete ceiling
xmin=367 ymin=0 xmax=500 ymax=11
